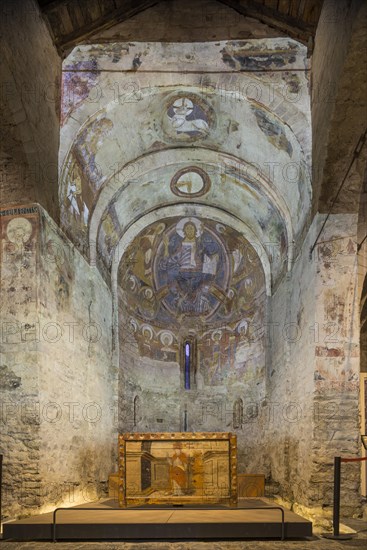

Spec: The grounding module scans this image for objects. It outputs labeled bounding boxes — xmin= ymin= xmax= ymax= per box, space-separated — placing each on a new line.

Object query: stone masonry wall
xmin=268 ymin=215 xmax=317 ymax=514
xmin=0 ymin=205 xmax=41 ymax=518
xmin=268 ymin=213 xmax=361 ymax=525
xmin=311 ymin=0 xmax=364 ymax=210
xmin=0 ymin=204 xmax=115 ymax=520
xmin=0 ymin=0 xmax=61 ymax=220
xmin=312 ymin=213 xmax=361 ymax=518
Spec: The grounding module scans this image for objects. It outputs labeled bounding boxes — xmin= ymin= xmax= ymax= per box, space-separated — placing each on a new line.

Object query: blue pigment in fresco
xmin=154 ymin=217 xmax=229 ymax=318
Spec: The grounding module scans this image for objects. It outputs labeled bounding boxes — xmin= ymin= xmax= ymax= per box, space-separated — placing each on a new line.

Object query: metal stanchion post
xmin=333 ymin=456 xmax=341 ymax=537
xmin=0 ymin=454 xmax=2 ymax=535
xmin=323 ymin=456 xmax=353 ymax=540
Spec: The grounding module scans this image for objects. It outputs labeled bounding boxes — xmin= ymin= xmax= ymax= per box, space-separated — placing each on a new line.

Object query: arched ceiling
xmin=59 ymin=38 xmax=312 ymax=291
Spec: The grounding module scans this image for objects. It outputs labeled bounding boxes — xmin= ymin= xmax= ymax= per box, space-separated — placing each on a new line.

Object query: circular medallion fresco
xmin=170 ymin=167 xmax=211 ymax=198
xmin=6 ymin=217 xmax=32 ymax=244
xmin=153 ymin=217 xmax=230 ymax=319
xmin=162 ymin=93 xmax=214 ymax=142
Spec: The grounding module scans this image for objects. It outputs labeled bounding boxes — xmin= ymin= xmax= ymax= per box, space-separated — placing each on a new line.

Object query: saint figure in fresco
xmin=66 ymin=167 xmax=89 ymax=226
xmin=158 ymin=218 xmax=222 ymax=316
xmin=134 ymin=222 xmax=166 ymax=285
xmin=168 ymin=97 xmax=209 ymax=137
xmin=169 ymin=442 xmax=189 ymax=495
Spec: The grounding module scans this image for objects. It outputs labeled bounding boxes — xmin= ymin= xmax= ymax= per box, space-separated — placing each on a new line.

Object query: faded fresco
xmin=59 ymin=41 xmax=311 ymax=276
xmin=118 ymin=216 xmax=266 ymax=384
xmin=0 ymin=208 xmax=38 ymax=318
xmin=119 ymin=217 xmax=265 ymax=325
xmin=170 ymin=167 xmax=211 ymax=197
xmin=61 ymin=59 xmax=100 ymax=126
xmin=163 ymin=94 xmax=213 ymax=141
xmin=220 ymin=40 xmax=299 ymax=70
xmin=61 ymin=110 xmax=114 ymax=248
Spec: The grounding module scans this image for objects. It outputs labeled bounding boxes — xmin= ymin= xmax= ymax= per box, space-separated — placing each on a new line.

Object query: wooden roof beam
xmin=217 ymin=0 xmax=316 ymax=50
xmin=47 ymin=0 xmax=161 ymax=55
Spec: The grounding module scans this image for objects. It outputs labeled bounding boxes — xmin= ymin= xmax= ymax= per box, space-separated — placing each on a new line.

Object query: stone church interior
xmin=0 ymin=0 xmax=366 ymax=545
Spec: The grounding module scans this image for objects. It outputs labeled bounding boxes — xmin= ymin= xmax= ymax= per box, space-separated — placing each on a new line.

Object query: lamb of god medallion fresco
xmin=163 ymin=94 xmax=212 ymax=141
xmin=153 ymin=217 xmax=230 ymax=318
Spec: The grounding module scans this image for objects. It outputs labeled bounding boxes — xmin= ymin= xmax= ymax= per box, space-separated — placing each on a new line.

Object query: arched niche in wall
xmin=116 ymin=214 xmax=267 ymax=433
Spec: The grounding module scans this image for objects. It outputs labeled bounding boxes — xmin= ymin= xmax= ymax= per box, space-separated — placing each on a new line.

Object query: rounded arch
xmin=90 ymin=148 xmax=295 ymax=273
xmin=111 ymin=204 xmax=272 ymax=296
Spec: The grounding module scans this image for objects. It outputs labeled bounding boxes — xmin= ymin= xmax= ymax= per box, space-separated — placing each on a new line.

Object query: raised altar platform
xmin=2 ymin=498 xmax=312 ymax=541
xmin=3 ymin=434 xmax=312 ymax=541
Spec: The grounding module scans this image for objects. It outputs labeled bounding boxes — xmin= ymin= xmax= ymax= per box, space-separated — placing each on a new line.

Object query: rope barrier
xmin=341 ymin=456 xmax=367 ymax=463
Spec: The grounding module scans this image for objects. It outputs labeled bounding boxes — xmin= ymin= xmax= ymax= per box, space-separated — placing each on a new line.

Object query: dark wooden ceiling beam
xmin=39 ymin=0 xmax=324 ymax=56
xmin=42 ymin=0 xmax=161 ymax=54
xmin=39 ymin=0 xmax=74 ymax=11
xmin=217 ymin=0 xmax=318 ymax=48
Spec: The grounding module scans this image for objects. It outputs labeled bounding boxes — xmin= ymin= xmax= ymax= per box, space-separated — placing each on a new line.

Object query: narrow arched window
xmin=184 ymin=341 xmax=191 ymax=389
xmin=181 ymin=336 xmax=196 ymax=390
xmin=133 ymin=395 xmax=141 ymax=426
xmin=233 ymin=398 xmax=243 ymax=429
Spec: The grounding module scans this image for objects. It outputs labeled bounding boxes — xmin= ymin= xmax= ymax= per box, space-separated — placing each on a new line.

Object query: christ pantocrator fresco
xmin=155 ymin=217 xmax=229 ymax=319
xmin=118 ymin=216 xmax=266 ymax=375
xmin=120 ymin=216 xmax=265 ymax=328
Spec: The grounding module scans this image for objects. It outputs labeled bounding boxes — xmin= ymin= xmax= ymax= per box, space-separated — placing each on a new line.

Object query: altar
xmin=3 ymin=432 xmax=313 ymax=542
xmin=118 ymin=432 xmax=238 ymax=507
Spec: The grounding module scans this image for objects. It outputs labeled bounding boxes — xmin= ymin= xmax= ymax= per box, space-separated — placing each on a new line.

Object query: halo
xmin=128 ymin=275 xmax=137 ymax=291
xmin=172 ymin=97 xmax=193 ymax=115
xmin=6 ymin=217 xmax=32 ymax=244
xmin=176 ymin=217 xmax=202 ymax=238
xmin=144 ymin=287 xmax=154 ymax=299
xmin=216 ymin=223 xmax=226 ymax=234
xmin=141 ymin=324 xmax=154 ymax=340
xmin=128 ymin=318 xmax=138 ymax=333
xmin=211 ymin=330 xmax=222 ymax=342
xmin=160 ymin=331 xmax=174 ymax=346
xmin=155 ymin=222 xmax=166 ymax=235
xmin=236 ymin=319 xmax=248 ymax=334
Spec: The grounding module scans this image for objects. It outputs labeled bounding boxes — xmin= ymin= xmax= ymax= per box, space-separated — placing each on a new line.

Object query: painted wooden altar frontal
xmin=118 ymin=432 xmax=237 ymax=507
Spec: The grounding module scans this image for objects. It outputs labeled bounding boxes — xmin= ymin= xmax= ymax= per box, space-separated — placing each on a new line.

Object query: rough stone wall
xmin=0 ymin=205 xmax=41 ymax=518
xmin=0 ymin=0 xmax=61 ymax=220
xmin=311 ymin=0 xmax=365 ymax=211
xmin=118 ymin=329 xmax=270 ymax=477
xmin=268 ymin=216 xmax=317 ymax=512
xmin=358 ymin=173 xmax=367 ymax=374
xmin=37 ymin=209 xmax=116 ymax=513
xmin=312 ymin=213 xmax=361 ymax=518
xmin=0 ymin=204 xmax=115 ymax=520
xmin=268 ymin=213 xmax=361 ymax=523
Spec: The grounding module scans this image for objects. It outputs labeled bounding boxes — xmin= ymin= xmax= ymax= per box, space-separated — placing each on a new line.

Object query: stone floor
xmin=0 ymin=540 xmax=367 ymax=549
